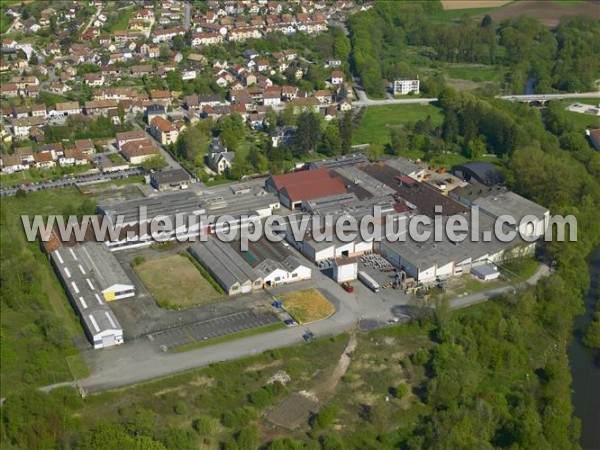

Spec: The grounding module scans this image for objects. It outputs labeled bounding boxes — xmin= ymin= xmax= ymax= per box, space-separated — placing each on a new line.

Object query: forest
xmin=348 ymin=2 xmax=600 ymax=96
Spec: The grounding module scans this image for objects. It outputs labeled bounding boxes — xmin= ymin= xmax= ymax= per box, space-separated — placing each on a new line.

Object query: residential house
xmin=120 ymin=139 xmax=160 ymax=164
xmin=149 ymin=116 xmax=179 ymax=145
xmin=331 ymin=70 xmax=344 ymax=85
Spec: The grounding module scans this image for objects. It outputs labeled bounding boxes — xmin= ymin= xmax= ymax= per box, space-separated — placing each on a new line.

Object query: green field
xmin=446 ymin=65 xmax=507 ymax=83
xmin=105 ymin=7 xmax=134 ymax=32
xmin=352 ymin=103 xmax=444 ymax=146
xmin=0 ymin=187 xmax=91 ymax=396
xmin=135 ymin=254 xmax=224 ymax=309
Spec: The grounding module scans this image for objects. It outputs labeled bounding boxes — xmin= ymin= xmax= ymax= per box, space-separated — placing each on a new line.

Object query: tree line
xmin=348 ymin=1 xmax=600 ymax=96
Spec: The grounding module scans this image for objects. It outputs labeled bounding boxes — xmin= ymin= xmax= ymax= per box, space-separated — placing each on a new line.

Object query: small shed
xmin=333 ymin=257 xmax=358 ymax=283
xmin=471 ymin=264 xmax=500 ymax=282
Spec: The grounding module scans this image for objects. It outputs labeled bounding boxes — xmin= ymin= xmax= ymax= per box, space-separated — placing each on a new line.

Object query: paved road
xmin=34 ymin=262 xmax=550 ymax=395
xmin=351 ymin=81 xmax=599 ymax=107
xmin=81 ymin=4 xmax=102 ymax=34
xmin=499 ymin=92 xmax=600 ymax=101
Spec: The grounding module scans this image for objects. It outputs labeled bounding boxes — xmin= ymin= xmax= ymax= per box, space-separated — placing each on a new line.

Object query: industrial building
xmin=43 ymin=239 xmax=134 ymax=349
xmin=189 ymin=235 xmax=311 ymax=295
xmin=266 ymin=167 xmax=347 ymax=209
xmin=150 ymin=168 xmax=192 ymax=191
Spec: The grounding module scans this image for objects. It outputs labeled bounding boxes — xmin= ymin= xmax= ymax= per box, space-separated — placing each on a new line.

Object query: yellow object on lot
xmin=280 ymin=289 xmax=335 ymax=324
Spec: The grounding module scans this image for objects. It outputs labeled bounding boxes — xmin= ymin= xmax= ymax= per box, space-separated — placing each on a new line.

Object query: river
xmin=569 ymin=246 xmax=600 ymax=450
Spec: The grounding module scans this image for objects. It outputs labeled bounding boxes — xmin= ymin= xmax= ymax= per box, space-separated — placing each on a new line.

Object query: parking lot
xmin=147 ymin=311 xmax=281 ymax=350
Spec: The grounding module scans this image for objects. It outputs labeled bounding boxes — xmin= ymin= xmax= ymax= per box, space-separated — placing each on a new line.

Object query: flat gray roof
xmin=332 ymin=165 xmax=396 ymax=198
xmin=385 ymin=157 xmax=423 ymax=175
xmin=381 ymin=214 xmax=525 ymax=270
xmin=474 ymin=190 xmax=548 ymax=221
xmin=75 ymin=242 xmax=134 ymax=291
xmin=99 ymin=191 xmax=204 ymax=225
xmin=189 ymin=238 xmax=260 ymax=289
xmin=308 ymin=153 xmax=369 ymax=169
xmin=151 ymin=168 xmax=191 ymax=185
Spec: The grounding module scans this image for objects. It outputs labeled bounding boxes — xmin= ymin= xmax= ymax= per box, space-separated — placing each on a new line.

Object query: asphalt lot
xmin=148 ymin=311 xmax=280 ymax=350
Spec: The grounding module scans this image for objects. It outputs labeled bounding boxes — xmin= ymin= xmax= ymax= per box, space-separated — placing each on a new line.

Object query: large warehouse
xmin=44 ymin=239 xmax=134 ymax=349
xmin=189 ymin=235 xmax=311 ymax=295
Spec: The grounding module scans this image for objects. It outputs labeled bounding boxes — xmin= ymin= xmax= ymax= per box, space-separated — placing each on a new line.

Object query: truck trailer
xmin=358 ymin=271 xmax=380 ymax=292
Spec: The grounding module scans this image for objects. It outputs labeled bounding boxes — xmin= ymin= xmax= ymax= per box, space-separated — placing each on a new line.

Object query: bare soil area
xmin=441 ymin=0 xmax=512 ymax=10
xmin=490 ymin=1 xmax=600 ymax=27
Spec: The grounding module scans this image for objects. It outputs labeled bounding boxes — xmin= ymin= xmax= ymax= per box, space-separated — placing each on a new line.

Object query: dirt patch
xmin=279 ymin=289 xmax=335 ymax=324
xmin=266 ymin=334 xmax=357 ymax=429
xmin=441 ymin=0 xmax=512 ymax=10
xmin=490 ymin=1 xmax=599 ymax=27
xmin=265 ymin=392 xmax=320 ymax=430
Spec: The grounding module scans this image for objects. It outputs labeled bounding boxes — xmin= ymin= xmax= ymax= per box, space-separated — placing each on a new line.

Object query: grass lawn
xmin=353 ymin=103 xmax=444 ymax=146
xmin=1 ymin=164 xmax=94 ymax=187
xmin=279 ymin=289 xmax=335 ymax=324
xmin=0 ymin=187 xmax=90 ymax=396
xmin=172 ymin=322 xmax=286 ymax=353
xmin=135 ymin=254 xmax=224 ymax=309
xmin=106 ymin=7 xmax=133 ymax=32
xmin=446 ymin=64 xmax=507 ymax=83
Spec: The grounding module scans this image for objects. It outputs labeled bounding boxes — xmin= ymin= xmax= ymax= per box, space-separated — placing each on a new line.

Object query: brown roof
xmin=74 ymin=139 xmax=94 ymax=150
xmin=270 ymin=168 xmax=336 ymax=192
xmin=281 ymin=176 xmax=347 ymax=203
xmin=150 ymin=116 xmax=176 ymax=133
xmin=34 ymin=151 xmax=54 ymax=163
xmin=121 ymin=139 xmax=159 ymax=158
xmin=149 ymin=90 xmax=171 ymax=99
xmin=116 ymin=130 xmax=146 ymax=144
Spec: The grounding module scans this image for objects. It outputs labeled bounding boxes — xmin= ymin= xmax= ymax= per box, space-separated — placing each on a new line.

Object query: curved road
xmin=36 ymin=263 xmax=550 ymax=396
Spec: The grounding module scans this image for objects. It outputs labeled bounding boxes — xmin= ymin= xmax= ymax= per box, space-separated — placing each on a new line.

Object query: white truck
xmin=358 ymin=271 xmax=380 ymax=292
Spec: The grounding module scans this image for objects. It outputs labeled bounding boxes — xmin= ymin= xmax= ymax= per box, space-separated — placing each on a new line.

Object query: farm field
xmin=135 ymin=254 xmax=224 ymax=309
xmin=280 ymin=289 xmax=335 ymax=324
xmin=440 ymin=0 xmax=513 ymax=9
xmin=489 ymin=0 xmax=599 ymax=27
xmin=352 ymin=104 xmax=444 ymax=146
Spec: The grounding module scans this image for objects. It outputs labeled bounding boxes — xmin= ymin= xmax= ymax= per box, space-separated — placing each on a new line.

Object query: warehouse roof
xmin=474 ymin=190 xmax=549 ymax=221
xmin=189 ymin=238 xmax=260 ymax=289
xmin=280 ymin=176 xmax=346 ymax=203
xmin=99 ymin=191 xmax=204 ymax=226
xmin=49 ymin=243 xmax=124 ymax=338
xmin=150 ymin=168 xmax=191 ymax=185
xmin=268 ymin=167 xmax=332 ymax=192
xmin=382 ymin=214 xmax=524 ymax=270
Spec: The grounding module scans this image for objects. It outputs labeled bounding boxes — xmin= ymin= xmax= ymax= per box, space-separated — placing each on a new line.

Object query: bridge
xmin=499 ymin=92 xmax=600 ymax=106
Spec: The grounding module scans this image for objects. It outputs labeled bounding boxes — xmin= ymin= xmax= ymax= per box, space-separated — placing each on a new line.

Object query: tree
xmin=117 ymin=102 xmax=126 ymax=126
xmin=166 ymin=71 xmax=183 ymax=92
xmin=192 ymin=416 xmax=215 ymax=436
xmin=141 ymin=154 xmax=167 ymax=170
xmin=50 ymin=15 xmax=57 ymax=35
xmin=217 ymin=113 xmax=245 ymax=150
xmin=322 ymin=121 xmax=342 ymax=156
xmin=293 ymin=112 xmax=322 ymax=156
xmin=390 ymin=127 xmax=408 ymax=155
xmin=393 ymin=383 xmax=409 ymax=399
xmin=481 ymin=14 xmax=493 ymax=28
xmin=159 ymin=44 xmax=169 ymax=60
xmin=339 ymin=111 xmax=353 ymax=154
xmin=365 ymin=143 xmax=384 ymax=161
xmin=236 ymin=425 xmax=260 ymax=450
